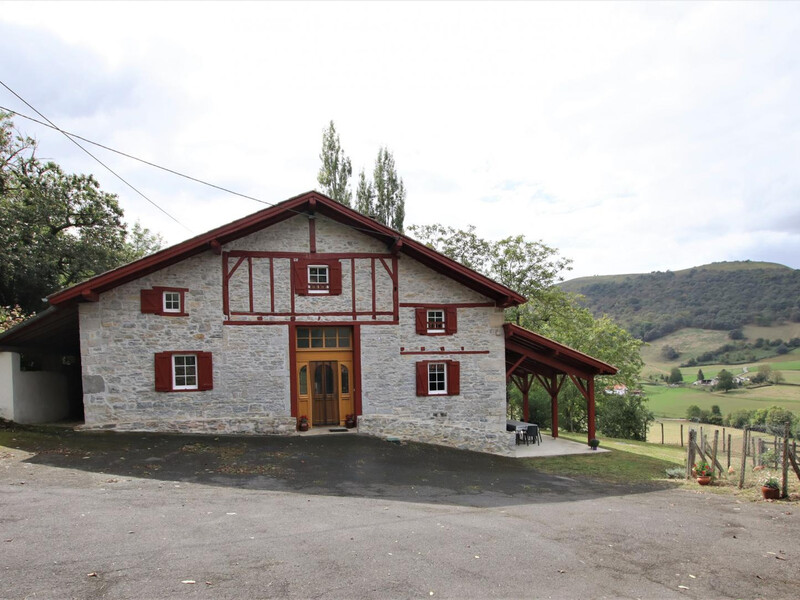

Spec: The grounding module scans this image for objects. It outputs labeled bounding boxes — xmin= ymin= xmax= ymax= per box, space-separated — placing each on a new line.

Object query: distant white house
xmin=605 ymin=383 xmax=628 ymax=395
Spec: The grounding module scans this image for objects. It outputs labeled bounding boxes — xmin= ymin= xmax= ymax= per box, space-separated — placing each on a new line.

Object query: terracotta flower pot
xmin=761 ymin=485 xmax=780 ymax=500
xmin=696 ymin=476 xmax=712 ymax=486
xmin=299 ymin=421 xmax=309 ymax=432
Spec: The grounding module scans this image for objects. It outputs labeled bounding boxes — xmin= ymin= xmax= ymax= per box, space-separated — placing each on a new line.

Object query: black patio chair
xmin=524 ymin=425 xmax=540 ymax=446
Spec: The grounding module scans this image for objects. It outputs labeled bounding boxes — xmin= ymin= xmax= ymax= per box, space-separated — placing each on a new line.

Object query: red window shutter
xmin=329 ymin=260 xmax=342 ymax=295
xmin=293 ymin=260 xmax=308 ymax=295
xmin=447 ymin=361 xmax=460 ymax=396
xmin=141 ymin=289 xmax=160 ymax=314
xmin=445 ymin=307 xmax=458 ymax=335
xmin=197 ymin=352 xmax=213 ymax=391
xmin=154 ymin=352 xmax=172 ymax=392
xmin=415 ymin=361 xmax=428 ymax=396
xmin=415 ymin=308 xmax=427 ymax=335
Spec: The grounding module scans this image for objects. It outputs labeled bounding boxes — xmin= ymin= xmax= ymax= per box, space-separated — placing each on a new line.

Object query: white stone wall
xmin=0 ymin=352 xmax=71 ymax=424
xmin=77 ymin=213 xmax=513 ymax=454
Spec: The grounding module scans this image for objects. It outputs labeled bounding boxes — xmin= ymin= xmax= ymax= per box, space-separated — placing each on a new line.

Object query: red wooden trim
xmin=378 ymin=257 xmax=393 ymax=278
xmin=350 ymin=258 xmax=356 ymax=319
xmin=400 ymin=350 xmax=489 ymax=355
xmin=587 ymin=377 xmax=596 ymax=443
xmin=48 ymin=192 xmax=525 ymax=308
xmin=223 ymin=319 xmax=399 ymax=326
xmin=289 ymin=324 xmax=298 ymax=417
xmin=227 ymin=256 xmax=247 ymax=279
xmin=229 ymin=310 xmax=395 ymax=317
xmin=248 ymin=257 xmax=254 ymax=313
xmin=399 ymin=302 xmax=495 ymax=308
xmin=309 ymin=215 xmax=316 ymax=253
xmin=353 ymin=323 xmax=362 ymax=416
xmin=507 ymin=341 xmax=595 ymax=380
xmin=290 ymin=258 xmax=296 ymax=318
xmin=371 ymin=257 xmax=376 ymax=319
xmin=209 ymin=239 xmax=222 ymax=255
xmin=269 ymin=257 xmax=275 ymax=313
xmin=392 ymin=255 xmax=399 ymax=322
xmin=222 ymin=253 xmax=230 ymax=316
xmin=226 ymin=250 xmax=394 ymax=259
xmin=415 ymin=361 xmax=427 ymax=396
xmin=82 ymin=289 xmax=99 ymax=302
xmin=154 ymin=350 xmax=212 ymax=393
xmin=197 ymin=352 xmax=213 ymax=390
xmin=506 ymin=355 xmax=526 ymax=380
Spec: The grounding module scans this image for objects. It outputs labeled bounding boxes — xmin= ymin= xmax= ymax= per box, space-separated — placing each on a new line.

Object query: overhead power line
xmin=0 ymin=100 xmax=399 ymax=242
xmin=0 ymin=81 xmax=191 ymax=232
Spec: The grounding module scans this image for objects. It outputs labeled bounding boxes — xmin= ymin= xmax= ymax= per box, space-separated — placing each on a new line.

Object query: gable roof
xmin=47 ymin=191 xmax=526 ymax=307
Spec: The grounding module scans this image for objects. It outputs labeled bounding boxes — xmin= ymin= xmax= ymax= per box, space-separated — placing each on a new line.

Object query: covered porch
xmin=504 ymin=323 xmax=618 ymax=446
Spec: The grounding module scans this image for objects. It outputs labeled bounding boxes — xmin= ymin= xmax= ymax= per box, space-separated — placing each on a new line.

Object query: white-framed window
xmin=426 ymin=309 xmax=445 ymax=333
xmin=163 ymin=291 xmax=181 ymax=313
xmin=173 ymin=354 xmax=198 ymax=390
xmin=428 ymin=362 xmax=447 ymax=395
xmin=307 ymin=265 xmax=330 ymax=293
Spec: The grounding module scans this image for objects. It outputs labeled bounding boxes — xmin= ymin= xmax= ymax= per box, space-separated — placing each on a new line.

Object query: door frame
xmin=290 ymin=323 xmax=361 ymax=422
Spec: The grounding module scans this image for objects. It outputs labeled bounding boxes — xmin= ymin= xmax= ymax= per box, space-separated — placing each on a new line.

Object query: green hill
xmin=560 ymin=261 xmax=800 ymax=341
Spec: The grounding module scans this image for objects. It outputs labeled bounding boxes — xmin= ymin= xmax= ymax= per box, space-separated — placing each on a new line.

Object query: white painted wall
xmin=0 ymin=351 xmax=70 ymax=423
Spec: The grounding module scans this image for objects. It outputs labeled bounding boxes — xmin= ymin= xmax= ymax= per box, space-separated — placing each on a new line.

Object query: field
xmin=642 ymin=382 xmax=800 ymax=418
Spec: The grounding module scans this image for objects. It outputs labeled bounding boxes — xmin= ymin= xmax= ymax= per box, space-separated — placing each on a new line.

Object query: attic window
xmin=415 ymin=307 xmax=458 ymax=335
xmin=307 ymin=265 xmax=329 ymax=293
xmin=141 ymin=287 xmax=189 ymax=316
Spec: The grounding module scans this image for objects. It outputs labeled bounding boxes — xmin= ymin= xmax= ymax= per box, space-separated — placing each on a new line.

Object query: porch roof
xmin=504 ymin=322 xmax=617 ymax=380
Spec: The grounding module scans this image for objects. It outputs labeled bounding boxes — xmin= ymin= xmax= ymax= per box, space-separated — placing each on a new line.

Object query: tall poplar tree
xmin=355 ymin=168 xmax=375 ymax=216
xmin=372 ymin=147 xmax=405 ymax=232
xmin=316 ymin=121 xmax=352 ymax=206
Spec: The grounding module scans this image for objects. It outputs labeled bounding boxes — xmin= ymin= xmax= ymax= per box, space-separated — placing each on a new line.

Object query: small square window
xmin=163 ymin=291 xmax=181 ymax=313
xmin=428 ymin=363 xmax=447 ymax=395
xmin=427 ymin=310 xmax=445 ymax=333
xmin=308 ymin=265 xmax=330 ymax=294
xmin=173 ymin=355 xmax=198 ymax=390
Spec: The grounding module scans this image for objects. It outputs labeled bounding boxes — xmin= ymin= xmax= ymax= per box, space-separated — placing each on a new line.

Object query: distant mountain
xmin=560 ymin=261 xmax=800 ymax=341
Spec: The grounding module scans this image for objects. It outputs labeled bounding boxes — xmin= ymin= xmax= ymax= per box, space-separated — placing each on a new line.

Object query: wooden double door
xmin=310 ymin=361 xmax=338 ymax=426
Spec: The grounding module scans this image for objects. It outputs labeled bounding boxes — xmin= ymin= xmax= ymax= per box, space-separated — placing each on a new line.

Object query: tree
xmin=597 ymin=393 xmax=653 ymax=441
xmin=686 ymin=405 xmax=702 ymax=420
xmin=661 ymin=345 xmax=679 ymax=360
xmin=371 ymin=147 xmax=405 ymax=232
xmin=0 ymin=112 xmax=163 ymax=312
xmin=355 ymin=168 xmax=375 ymax=218
xmin=667 ymin=367 xmax=683 ymax=384
xmin=0 ymin=304 xmax=31 ymax=333
xmin=715 ymin=369 xmax=735 ymax=392
xmin=316 ymin=121 xmax=352 ymax=206
xmin=697 ymin=368 xmax=705 ymax=381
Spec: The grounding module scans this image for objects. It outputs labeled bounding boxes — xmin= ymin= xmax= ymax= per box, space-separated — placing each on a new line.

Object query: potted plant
xmin=693 ymin=461 xmax=713 ymax=485
xmin=345 ymin=414 xmax=356 ymax=429
xmin=761 ymin=476 xmax=780 ymax=500
xmin=588 ymin=438 xmax=600 ymax=451
xmin=298 ymin=415 xmax=309 ymax=432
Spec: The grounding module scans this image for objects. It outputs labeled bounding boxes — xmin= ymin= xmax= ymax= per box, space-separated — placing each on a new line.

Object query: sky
xmin=1 ymin=1 xmax=799 ymax=280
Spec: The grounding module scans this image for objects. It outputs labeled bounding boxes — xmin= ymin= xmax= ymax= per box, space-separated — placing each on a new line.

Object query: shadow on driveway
xmin=1 ymin=425 xmax=676 ymax=507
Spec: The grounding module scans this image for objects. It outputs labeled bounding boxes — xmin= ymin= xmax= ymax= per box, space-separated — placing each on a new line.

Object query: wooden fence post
xmin=751 ymin=436 xmax=757 ymax=467
xmin=756 ymin=438 xmax=762 ymax=467
xmin=711 ymin=430 xmax=720 ymax=479
xmin=680 ymin=424 xmax=684 ymax=448
xmin=722 ymin=428 xmax=726 ymax=452
xmin=727 ymin=434 xmax=732 ymax=469
xmin=687 ymin=430 xmax=697 ymax=480
xmin=661 ymin=422 xmax=664 ymax=445
xmin=739 ymin=427 xmax=749 ymax=489
xmin=782 ymin=422 xmax=790 ymax=499
xmin=700 ymin=427 xmax=704 ymax=453
xmin=775 ymin=436 xmax=779 ymax=468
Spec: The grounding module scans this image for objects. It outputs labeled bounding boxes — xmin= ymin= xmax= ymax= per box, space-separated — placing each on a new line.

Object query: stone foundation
xmin=358 ymin=415 xmax=516 ymax=456
xmin=79 ymin=415 xmax=297 ymax=436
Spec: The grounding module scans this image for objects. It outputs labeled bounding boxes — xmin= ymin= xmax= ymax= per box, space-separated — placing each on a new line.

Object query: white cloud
xmin=1 ymin=1 xmax=799 ymax=278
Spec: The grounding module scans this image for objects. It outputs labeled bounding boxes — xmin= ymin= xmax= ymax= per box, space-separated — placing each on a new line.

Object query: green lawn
xmin=523 ymin=431 xmax=684 ymax=483
xmin=641 ymin=382 xmax=800 ymax=418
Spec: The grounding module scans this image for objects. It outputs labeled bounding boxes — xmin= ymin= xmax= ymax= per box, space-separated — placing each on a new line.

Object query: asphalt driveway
xmin=1 ymin=426 xmax=797 ymax=599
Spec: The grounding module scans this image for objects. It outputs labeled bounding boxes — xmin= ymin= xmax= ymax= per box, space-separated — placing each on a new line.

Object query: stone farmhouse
xmin=0 ymin=191 xmax=616 ymax=455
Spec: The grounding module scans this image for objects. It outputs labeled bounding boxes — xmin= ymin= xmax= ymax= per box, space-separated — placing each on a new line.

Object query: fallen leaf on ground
xmin=678 ymin=585 xmax=689 ymax=590
xmin=87 ymin=572 xmax=98 ymax=578
xmin=181 ymin=580 xmax=196 ymax=584
xmin=775 ymin=555 xmax=786 ymax=561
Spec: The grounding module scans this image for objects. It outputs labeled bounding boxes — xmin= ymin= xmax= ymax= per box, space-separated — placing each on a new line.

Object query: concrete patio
xmin=510 ymin=432 xmax=610 ymax=457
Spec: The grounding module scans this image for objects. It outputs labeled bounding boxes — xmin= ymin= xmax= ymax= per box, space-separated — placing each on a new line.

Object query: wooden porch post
xmin=587 ymin=376 xmax=596 ymax=443
xmin=551 ymin=386 xmax=559 ymax=439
